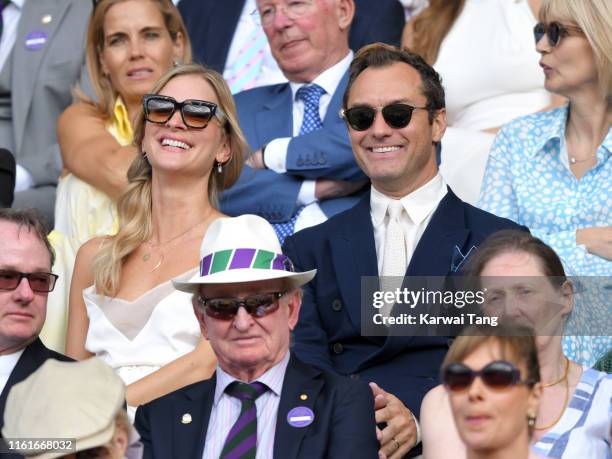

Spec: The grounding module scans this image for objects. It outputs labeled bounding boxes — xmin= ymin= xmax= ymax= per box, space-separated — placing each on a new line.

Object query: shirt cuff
xmin=411 ymin=409 xmax=422 ymax=446
xmin=297 ymin=180 xmax=317 ymax=206
xmin=15 ymin=164 xmax=34 ymax=192
xmin=264 ymin=138 xmax=291 ymax=173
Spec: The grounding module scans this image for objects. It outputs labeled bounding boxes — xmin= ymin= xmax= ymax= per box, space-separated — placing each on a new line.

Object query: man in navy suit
xmin=0 ymin=209 xmax=71 ymax=450
xmin=283 ymin=44 xmax=527 ymax=458
xmin=220 ymin=0 xmax=370 ymax=242
xmin=135 ymin=215 xmax=378 ymax=459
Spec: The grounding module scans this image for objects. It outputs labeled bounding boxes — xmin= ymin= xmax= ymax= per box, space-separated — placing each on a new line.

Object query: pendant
xmin=570 ymin=157 xmax=577 ymax=164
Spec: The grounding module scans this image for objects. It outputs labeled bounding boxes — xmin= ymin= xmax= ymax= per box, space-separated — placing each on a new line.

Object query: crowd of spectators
xmin=0 ymin=1 xmax=610 ymax=458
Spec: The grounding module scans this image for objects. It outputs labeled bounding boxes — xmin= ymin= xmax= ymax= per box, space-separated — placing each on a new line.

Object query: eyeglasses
xmin=0 ymin=270 xmax=58 ymax=293
xmin=340 ymin=103 xmax=429 ymax=131
xmin=442 ymin=360 xmax=535 ymax=392
xmin=196 ymin=292 xmax=285 ymax=320
xmin=142 ymin=94 xmax=224 ymax=129
xmin=533 ymin=22 xmax=583 ymax=47
xmin=251 ymin=0 xmax=314 ymax=26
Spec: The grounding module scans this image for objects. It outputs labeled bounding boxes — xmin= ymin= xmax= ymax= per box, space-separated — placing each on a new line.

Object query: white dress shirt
xmin=371 ymin=173 xmax=448 ymax=275
xmin=202 ymin=352 xmax=290 ymax=459
xmin=0 ymin=348 xmax=24 ymax=394
xmin=264 ymin=51 xmax=353 ymax=233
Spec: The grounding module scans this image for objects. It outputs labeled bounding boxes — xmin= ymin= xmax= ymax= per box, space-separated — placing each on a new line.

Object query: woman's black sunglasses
xmin=143 ymin=94 xmax=224 ymax=129
xmin=196 ymin=292 xmax=285 ymax=320
xmin=533 ymin=22 xmax=582 ymax=47
xmin=442 ymin=360 xmax=535 ymax=392
xmin=340 ymin=103 xmax=429 ymax=131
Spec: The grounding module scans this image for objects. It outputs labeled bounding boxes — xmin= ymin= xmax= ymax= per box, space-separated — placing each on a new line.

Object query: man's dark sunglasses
xmin=0 ymin=270 xmax=58 ymax=293
xmin=340 ymin=103 xmax=428 ymax=131
xmin=442 ymin=360 xmax=535 ymax=392
xmin=196 ymin=292 xmax=285 ymax=320
xmin=533 ymin=22 xmax=582 ymax=47
xmin=142 ymin=94 xmax=224 ymax=129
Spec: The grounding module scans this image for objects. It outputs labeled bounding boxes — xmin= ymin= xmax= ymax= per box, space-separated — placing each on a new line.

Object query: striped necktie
xmin=0 ymin=0 xmax=11 ymax=40
xmin=220 ymin=381 xmax=268 ymax=459
xmin=272 ymin=84 xmax=326 ymax=243
xmin=226 ymin=26 xmax=267 ymax=94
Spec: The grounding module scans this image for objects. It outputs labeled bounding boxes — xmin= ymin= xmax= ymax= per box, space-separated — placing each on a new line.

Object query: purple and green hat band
xmin=200 ymin=248 xmax=294 ymax=277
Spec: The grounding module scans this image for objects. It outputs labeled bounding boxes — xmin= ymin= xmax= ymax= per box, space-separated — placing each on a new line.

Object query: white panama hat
xmin=172 ymin=214 xmax=316 ymax=293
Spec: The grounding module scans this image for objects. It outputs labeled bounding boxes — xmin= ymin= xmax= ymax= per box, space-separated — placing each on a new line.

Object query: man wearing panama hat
xmin=134 ymin=214 xmax=378 ymax=459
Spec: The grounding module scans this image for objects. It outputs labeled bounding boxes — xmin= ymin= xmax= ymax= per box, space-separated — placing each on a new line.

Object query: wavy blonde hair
xmin=93 ymin=64 xmax=249 ymax=296
xmin=76 ymin=0 xmax=192 ymax=118
xmin=540 ymin=0 xmax=612 ymax=98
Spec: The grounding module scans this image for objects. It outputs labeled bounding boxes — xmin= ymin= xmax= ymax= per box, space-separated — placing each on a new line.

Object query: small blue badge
xmin=287 ymin=406 xmax=315 ymax=428
xmin=25 ymin=31 xmax=48 ymax=50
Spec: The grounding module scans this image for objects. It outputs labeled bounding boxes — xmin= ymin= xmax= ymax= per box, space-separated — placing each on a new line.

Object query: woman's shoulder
xmin=500 ymin=106 xmax=567 ymax=134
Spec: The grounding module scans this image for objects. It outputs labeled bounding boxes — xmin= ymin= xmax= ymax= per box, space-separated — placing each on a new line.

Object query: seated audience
xmin=0 ymin=209 xmax=71 ymax=443
xmin=479 ymin=0 xmax=611 ymax=363
xmin=178 ymin=0 xmax=405 ymax=93
xmin=421 ymin=231 xmax=612 ymax=459
xmin=135 ymin=214 xmax=379 ymax=458
xmin=437 ymin=325 xmax=543 ymax=459
xmin=3 ymin=0 xmax=91 ymax=226
xmin=284 ymin=44 xmax=526 ymax=458
xmin=403 ymin=0 xmax=557 ymax=204
xmin=65 ymin=64 xmax=247 ymax=417
xmin=0 ymin=149 xmax=15 ymax=207
xmin=45 ymin=0 xmax=192 ymax=351
xmin=3 ymin=358 xmax=141 ymax=459
xmin=220 ymin=0 xmax=369 ymax=244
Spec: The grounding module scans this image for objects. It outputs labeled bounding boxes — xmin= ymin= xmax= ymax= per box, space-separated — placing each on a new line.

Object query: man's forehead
xmin=0 ymin=222 xmax=51 ymax=270
xmin=349 ymin=63 xmax=425 ymax=105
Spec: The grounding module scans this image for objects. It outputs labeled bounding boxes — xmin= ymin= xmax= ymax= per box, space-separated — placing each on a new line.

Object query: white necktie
xmin=380 ymin=200 xmax=407 ymax=316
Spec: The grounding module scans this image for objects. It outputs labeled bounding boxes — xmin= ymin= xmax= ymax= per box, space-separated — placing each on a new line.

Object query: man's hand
xmin=315 ymin=178 xmax=368 ymax=201
xmin=370 ymin=382 xmax=417 ymax=459
xmin=246 ymin=149 xmax=266 ymax=169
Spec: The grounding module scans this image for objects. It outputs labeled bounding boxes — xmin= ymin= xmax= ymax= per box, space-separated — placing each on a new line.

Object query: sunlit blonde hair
xmin=93 ymin=64 xmax=248 ymax=296
xmin=540 ymin=0 xmax=612 ymax=98
xmin=76 ymin=0 xmax=192 ymax=118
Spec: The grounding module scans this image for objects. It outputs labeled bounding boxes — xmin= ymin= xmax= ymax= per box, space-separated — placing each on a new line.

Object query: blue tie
xmin=272 ymin=84 xmax=326 ymax=244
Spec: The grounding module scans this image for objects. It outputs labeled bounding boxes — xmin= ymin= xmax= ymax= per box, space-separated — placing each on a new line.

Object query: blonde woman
xmin=66 ymin=64 xmax=248 ymax=416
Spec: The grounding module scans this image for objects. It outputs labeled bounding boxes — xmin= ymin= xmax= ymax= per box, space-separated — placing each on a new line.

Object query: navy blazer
xmin=0 ymin=149 xmax=15 ymax=207
xmin=178 ymin=0 xmax=405 ymax=73
xmin=283 ymin=188 xmax=528 ymax=417
xmin=220 ymin=71 xmax=367 ymax=223
xmin=0 ymin=339 xmax=72 ymax=458
xmin=135 ymin=354 xmax=378 ymax=459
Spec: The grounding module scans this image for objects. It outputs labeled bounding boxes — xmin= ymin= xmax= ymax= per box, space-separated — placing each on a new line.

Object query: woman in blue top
xmin=479 ymin=0 xmax=611 ymax=364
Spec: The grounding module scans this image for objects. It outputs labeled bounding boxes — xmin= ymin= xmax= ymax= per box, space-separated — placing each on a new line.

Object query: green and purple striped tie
xmin=220 ymin=381 xmax=268 ymax=459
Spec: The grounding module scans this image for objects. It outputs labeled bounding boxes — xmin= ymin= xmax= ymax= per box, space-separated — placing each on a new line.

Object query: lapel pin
xmin=181 ymin=413 xmax=192 ymax=424
xmin=287 ymin=406 xmax=314 ymax=428
xmin=41 ymin=14 xmax=52 ymax=24
xmin=24 ymin=31 xmax=48 ymax=51
xmin=300 ymin=394 xmax=308 ymax=401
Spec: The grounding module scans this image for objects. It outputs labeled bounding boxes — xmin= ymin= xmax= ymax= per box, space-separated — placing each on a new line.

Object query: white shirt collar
xmin=213 ymin=351 xmax=290 ymax=405
xmin=289 ymin=51 xmax=353 ymax=101
xmin=0 ymin=348 xmax=24 ymax=377
xmin=370 ymin=173 xmax=447 ymax=226
xmin=8 ymin=0 xmax=23 ymax=9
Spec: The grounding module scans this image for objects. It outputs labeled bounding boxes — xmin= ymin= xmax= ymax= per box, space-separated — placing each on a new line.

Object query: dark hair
xmin=464 ymin=230 xmax=567 ymax=289
xmin=343 ymin=43 xmax=445 ymax=123
xmin=443 ymin=324 xmax=541 ymax=388
xmin=0 ymin=208 xmax=55 ymax=267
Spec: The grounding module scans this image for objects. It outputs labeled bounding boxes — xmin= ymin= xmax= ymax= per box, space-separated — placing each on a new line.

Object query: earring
xmin=527 ymin=412 xmax=536 ymax=428
xmin=217 ymin=162 xmax=223 ymax=174
xmin=173 ymin=60 xmax=181 ymax=68
xmin=142 ymin=151 xmax=148 ymax=159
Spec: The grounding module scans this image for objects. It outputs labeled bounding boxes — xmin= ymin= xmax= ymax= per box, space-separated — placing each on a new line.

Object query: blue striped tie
xmin=272 ymin=84 xmax=326 ymax=243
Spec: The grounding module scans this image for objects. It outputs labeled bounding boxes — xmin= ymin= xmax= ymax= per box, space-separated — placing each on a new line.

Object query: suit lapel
xmin=329 ymin=193 xmax=378 ymax=332
xmin=273 ymin=356 xmax=324 ymax=459
xmin=13 ymin=0 xmax=70 ymax=153
xmin=206 ymin=0 xmax=245 ymax=71
xmin=255 ymin=84 xmax=293 ymax=146
xmin=172 ymin=376 xmax=216 ymax=459
xmin=322 ymin=70 xmax=348 ymax=125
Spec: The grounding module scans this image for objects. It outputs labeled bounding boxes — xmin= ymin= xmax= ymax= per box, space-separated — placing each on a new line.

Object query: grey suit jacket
xmin=10 ymin=0 xmax=91 ymax=187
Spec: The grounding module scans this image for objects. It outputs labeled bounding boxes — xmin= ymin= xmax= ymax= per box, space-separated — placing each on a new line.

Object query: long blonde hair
xmin=93 ymin=64 xmax=249 ymax=296
xmin=76 ymin=0 xmax=192 ymax=118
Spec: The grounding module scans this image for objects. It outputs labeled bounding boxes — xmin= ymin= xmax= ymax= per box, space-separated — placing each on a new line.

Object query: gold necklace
xmin=542 ymin=357 xmax=569 ymax=388
xmin=141 ymin=215 xmax=210 ymax=264
xmin=570 ymin=155 xmax=596 ymax=164
xmin=534 ymin=360 xmax=570 ymax=430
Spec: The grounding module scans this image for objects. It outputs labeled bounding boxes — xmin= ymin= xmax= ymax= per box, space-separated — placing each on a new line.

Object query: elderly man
xmin=0 ymin=208 xmax=70 ymax=442
xmin=135 ymin=215 xmax=378 ymax=459
xmin=220 ymin=0 xmax=369 ymax=244
xmin=283 ymin=44 xmax=527 ymax=458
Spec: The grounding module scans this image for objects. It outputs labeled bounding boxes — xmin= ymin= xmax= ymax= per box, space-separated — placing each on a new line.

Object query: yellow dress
xmin=43 ymin=99 xmax=133 ymax=352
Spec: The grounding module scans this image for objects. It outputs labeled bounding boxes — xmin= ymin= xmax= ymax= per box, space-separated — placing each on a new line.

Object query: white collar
xmin=0 ymin=348 xmax=25 ymax=377
xmin=289 ymin=51 xmax=353 ymax=101
xmin=370 ymin=173 xmax=447 ymax=226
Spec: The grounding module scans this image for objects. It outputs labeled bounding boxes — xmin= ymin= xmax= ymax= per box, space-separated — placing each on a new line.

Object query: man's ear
xmin=286 ymin=289 xmax=302 ymax=331
xmin=431 ymin=108 xmax=447 ymax=143
xmin=336 ymin=0 xmax=355 ymax=31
